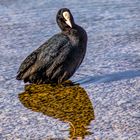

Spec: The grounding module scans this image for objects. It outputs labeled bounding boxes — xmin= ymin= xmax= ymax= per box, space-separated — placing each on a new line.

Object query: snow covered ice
xmin=0 ymin=0 xmax=140 ymax=139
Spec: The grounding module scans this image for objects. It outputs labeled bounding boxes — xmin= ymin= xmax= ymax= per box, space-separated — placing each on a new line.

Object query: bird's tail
xmin=16 ymin=72 xmax=24 ymax=80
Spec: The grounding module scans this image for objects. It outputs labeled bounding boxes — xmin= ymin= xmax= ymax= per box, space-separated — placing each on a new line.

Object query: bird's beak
xmin=65 ymin=19 xmax=72 ymax=28
xmin=63 ymin=11 xmax=72 ymax=28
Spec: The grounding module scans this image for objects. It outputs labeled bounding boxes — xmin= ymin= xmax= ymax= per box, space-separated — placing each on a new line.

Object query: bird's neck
xmin=62 ymin=24 xmax=79 ymax=36
xmin=62 ymin=29 xmax=79 ymax=46
xmin=62 ymin=24 xmax=87 ymax=47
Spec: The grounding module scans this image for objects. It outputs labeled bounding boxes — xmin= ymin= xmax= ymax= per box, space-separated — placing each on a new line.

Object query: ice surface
xmin=0 ymin=0 xmax=140 ymax=139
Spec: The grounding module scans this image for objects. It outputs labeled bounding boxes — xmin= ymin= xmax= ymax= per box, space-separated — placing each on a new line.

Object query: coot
xmin=16 ymin=8 xmax=87 ymax=84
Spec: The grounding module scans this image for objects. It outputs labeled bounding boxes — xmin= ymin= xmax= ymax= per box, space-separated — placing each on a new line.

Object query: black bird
xmin=16 ymin=8 xmax=87 ymax=84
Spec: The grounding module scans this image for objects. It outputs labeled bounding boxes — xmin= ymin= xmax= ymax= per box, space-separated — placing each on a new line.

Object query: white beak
xmin=63 ymin=11 xmax=72 ymax=28
xmin=65 ymin=19 xmax=72 ymax=28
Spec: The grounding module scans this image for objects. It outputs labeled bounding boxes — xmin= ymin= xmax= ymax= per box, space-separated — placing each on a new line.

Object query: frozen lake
xmin=0 ymin=0 xmax=140 ymax=139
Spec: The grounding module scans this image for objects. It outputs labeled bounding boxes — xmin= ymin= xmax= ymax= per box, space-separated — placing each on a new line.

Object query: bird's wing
xmin=37 ymin=34 xmax=72 ymax=73
xmin=16 ymin=51 xmax=38 ymax=80
xmin=46 ymin=41 xmax=73 ymax=82
xmin=16 ymin=34 xmax=71 ymax=80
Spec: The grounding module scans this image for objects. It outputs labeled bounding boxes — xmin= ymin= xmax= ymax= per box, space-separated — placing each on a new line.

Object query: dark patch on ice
xmin=18 ymin=81 xmax=95 ymax=139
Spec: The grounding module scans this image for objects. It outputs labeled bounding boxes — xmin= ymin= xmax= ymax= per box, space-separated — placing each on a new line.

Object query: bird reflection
xmin=18 ymin=81 xmax=94 ymax=139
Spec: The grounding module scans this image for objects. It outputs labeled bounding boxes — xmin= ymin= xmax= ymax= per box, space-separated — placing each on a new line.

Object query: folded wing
xmin=16 ymin=34 xmax=72 ymax=83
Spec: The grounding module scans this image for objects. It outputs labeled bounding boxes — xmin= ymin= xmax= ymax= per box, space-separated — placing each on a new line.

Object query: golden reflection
xmin=18 ymin=81 xmax=95 ymax=139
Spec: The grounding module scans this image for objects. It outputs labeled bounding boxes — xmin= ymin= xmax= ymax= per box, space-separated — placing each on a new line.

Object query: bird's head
xmin=56 ymin=8 xmax=75 ymax=31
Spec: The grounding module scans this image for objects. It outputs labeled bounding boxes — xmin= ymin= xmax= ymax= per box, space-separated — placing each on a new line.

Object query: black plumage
xmin=16 ymin=8 xmax=87 ymax=84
